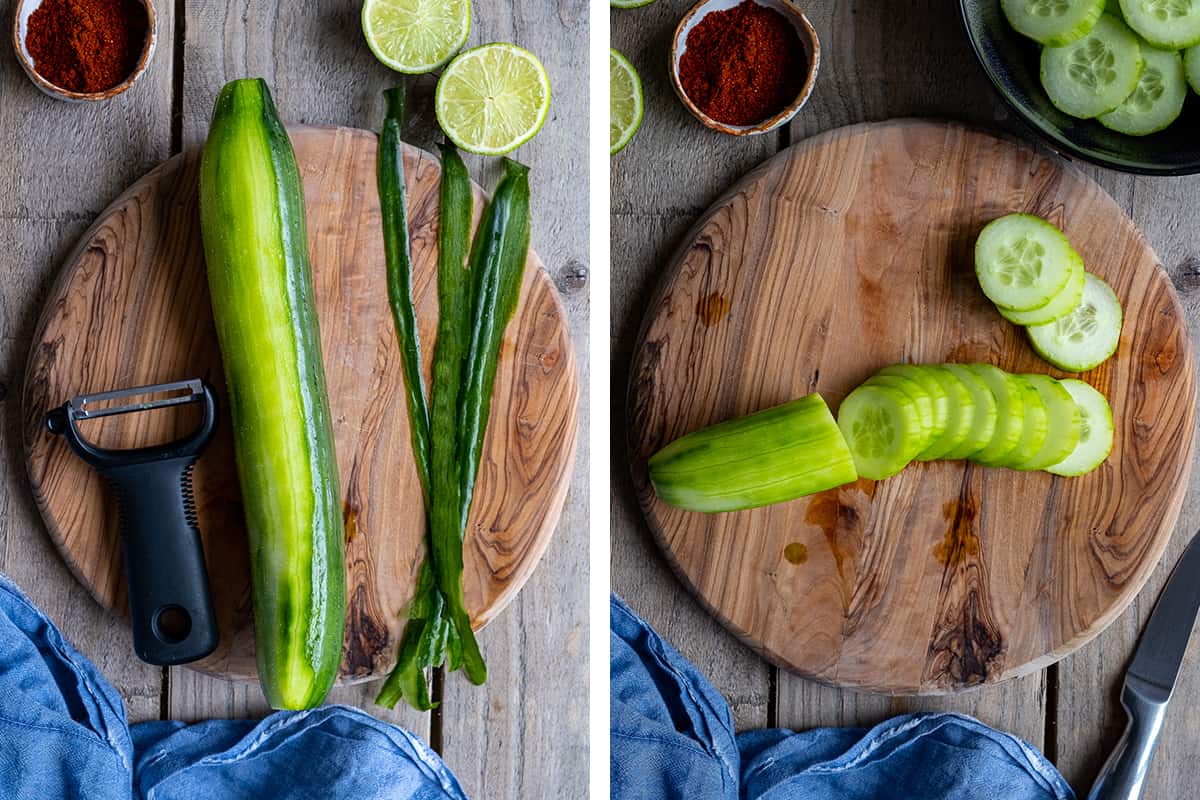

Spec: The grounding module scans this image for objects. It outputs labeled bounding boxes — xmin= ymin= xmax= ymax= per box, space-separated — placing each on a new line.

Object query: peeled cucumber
xmin=838 ymin=384 xmax=926 ymax=480
xmin=1015 ymin=374 xmax=1082 ymax=470
xmin=648 ymin=394 xmax=858 ymax=512
xmin=939 ymin=364 xmax=1000 ymax=459
xmin=967 ymin=364 xmax=1026 ymax=466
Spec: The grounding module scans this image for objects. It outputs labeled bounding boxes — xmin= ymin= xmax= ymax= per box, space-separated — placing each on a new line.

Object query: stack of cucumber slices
xmin=975 ymin=213 xmax=1123 ymax=372
xmin=837 ymin=363 xmax=1113 ymax=480
xmin=1001 ymin=0 xmax=1200 ymax=135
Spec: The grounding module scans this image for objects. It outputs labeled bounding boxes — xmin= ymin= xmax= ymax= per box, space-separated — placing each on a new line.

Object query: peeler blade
xmin=70 ymin=378 xmax=206 ymax=420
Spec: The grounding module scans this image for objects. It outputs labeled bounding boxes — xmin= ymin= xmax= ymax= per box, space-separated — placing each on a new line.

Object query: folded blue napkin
xmin=611 ymin=593 xmax=1075 ymax=800
xmin=0 ymin=570 xmax=467 ymax=799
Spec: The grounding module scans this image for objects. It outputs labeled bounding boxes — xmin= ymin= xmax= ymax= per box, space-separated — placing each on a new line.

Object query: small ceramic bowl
xmin=961 ymin=0 xmax=1200 ymax=175
xmin=670 ymin=0 xmax=820 ymax=136
xmin=12 ymin=0 xmax=156 ymax=102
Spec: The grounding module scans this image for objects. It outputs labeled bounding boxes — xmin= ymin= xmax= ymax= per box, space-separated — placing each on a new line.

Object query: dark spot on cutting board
xmin=935 ymin=497 xmax=979 ymax=567
xmin=783 ymin=542 xmax=808 ymax=565
xmin=344 ymin=502 xmax=360 ymax=545
xmin=696 ymin=292 xmax=731 ymax=326
xmin=925 ymin=587 xmax=1004 ymax=687
xmin=342 ymin=582 xmax=389 ymax=676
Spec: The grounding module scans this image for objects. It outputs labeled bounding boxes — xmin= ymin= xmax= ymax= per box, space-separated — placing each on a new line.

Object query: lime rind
xmin=362 ymin=0 xmax=471 ymax=75
xmin=435 ymin=43 xmax=552 ymax=156
xmin=610 ymin=48 xmax=644 ymax=155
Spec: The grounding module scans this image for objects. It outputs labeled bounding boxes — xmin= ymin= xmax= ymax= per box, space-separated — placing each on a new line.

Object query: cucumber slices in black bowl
xmin=961 ymin=0 xmax=1200 ymax=175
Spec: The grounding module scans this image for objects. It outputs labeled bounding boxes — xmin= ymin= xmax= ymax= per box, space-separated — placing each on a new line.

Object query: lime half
xmin=435 ymin=43 xmax=551 ymax=156
xmin=362 ymin=0 xmax=470 ymax=74
xmin=611 ymin=0 xmax=657 ymax=7
xmin=610 ymin=49 xmax=643 ymax=155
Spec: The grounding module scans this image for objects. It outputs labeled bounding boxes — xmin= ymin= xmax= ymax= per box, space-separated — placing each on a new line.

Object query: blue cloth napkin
xmin=0 ymin=570 xmax=467 ymax=799
xmin=611 ymin=593 xmax=1075 ymax=800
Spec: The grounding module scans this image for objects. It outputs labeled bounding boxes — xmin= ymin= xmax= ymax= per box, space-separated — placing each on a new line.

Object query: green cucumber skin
xmin=967 ymin=365 xmax=1026 ymax=466
xmin=650 ymin=395 xmax=857 ymax=512
xmin=1002 ymin=0 xmax=1104 ymax=46
xmin=199 ymin=79 xmax=345 ymax=711
xmin=1015 ymin=374 xmax=1082 ymax=470
xmin=995 ymin=376 xmax=1050 ymax=469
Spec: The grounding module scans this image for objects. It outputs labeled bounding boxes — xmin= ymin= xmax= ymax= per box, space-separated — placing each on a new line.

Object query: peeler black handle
xmin=100 ymin=457 xmax=218 ymax=665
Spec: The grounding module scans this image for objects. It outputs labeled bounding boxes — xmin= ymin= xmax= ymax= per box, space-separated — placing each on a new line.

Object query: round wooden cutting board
xmin=23 ymin=125 xmax=578 ymax=682
xmin=628 ymin=120 xmax=1196 ymax=694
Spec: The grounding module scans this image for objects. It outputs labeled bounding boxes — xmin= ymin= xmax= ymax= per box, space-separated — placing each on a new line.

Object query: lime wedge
xmin=362 ymin=0 xmax=470 ymax=75
xmin=435 ymin=43 xmax=552 ymax=156
xmin=610 ymin=48 xmax=643 ymax=155
xmin=611 ymin=0 xmax=657 ymax=7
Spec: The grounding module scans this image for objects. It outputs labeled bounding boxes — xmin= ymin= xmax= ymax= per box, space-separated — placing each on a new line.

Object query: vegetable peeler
xmin=45 ymin=378 xmax=220 ymax=666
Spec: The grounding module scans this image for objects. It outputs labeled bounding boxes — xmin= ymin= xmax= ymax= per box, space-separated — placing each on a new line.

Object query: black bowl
xmin=960 ymin=1 xmax=1200 ymax=175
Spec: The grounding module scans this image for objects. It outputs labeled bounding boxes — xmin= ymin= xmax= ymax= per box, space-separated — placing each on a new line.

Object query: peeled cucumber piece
xmin=967 ymin=364 xmax=1026 ymax=465
xmin=1120 ymin=0 xmax=1200 ymax=48
xmin=1041 ymin=14 xmax=1145 ymax=118
xmin=1027 ymin=273 xmax=1123 ymax=371
xmin=1003 ymin=0 xmax=1105 ymax=45
xmin=917 ymin=366 xmax=976 ymax=460
xmin=976 ymin=214 xmax=1082 ymax=312
xmin=648 ymin=394 xmax=857 ymax=513
xmin=1046 ymin=379 xmax=1114 ymax=475
xmin=939 ymin=364 xmax=1000 ymax=459
xmin=876 ymin=365 xmax=950 ymax=446
xmin=864 ymin=373 xmax=937 ymax=450
xmin=998 ymin=253 xmax=1085 ymax=326
xmin=837 ymin=384 xmax=926 ymax=480
xmin=1099 ymin=45 xmax=1188 ymax=135
xmin=1011 ymin=374 xmax=1082 ymax=470
xmin=996 ymin=375 xmax=1050 ymax=468
xmin=1187 ymin=45 xmax=1200 ymax=93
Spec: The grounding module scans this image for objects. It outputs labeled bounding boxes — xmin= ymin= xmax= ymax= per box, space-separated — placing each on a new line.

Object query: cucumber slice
xmin=997 ymin=252 xmax=1086 ymax=326
xmin=1011 ymin=374 xmax=1082 ymax=469
xmin=1187 ymin=45 xmax=1200 ymax=93
xmin=1046 ymin=379 xmax=1115 ymax=475
xmin=967 ymin=364 xmax=1026 ymax=465
xmin=1027 ymin=273 xmax=1122 ymax=371
xmin=1041 ymin=14 xmax=1144 ymax=118
xmin=1099 ymin=45 xmax=1188 ymax=135
xmin=996 ymin=375 xmax=1050 ymax=468
xmin=864 ymin=374 xmax=936 ymax=451
xmin=837 ymin=384 xmax=926 ymax=480
xmin=1003 ymin=0 xmax=1105 ymax=45
xmin=975 ymin=214 xmax=1081 ymax=312
xmin=1119 ymin=0 xmax=1200 ymax=48
xmin=939 ymin=364 xmax=1000 ymax=459
xmin=877 ymin=365 xmax=950 ymax=445
xmin=917 ymin=365 xmax=976 ymax=460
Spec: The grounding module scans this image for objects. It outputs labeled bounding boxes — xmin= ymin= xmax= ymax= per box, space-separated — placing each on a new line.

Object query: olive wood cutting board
xmin=23 ymin=125 xmax=578 ymax=683
xmin=628 ymin=119 xmax=1195 ymax=694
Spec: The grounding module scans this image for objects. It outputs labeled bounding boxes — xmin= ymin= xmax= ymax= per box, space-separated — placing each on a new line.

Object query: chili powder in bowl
xmin=12 ymin=0 xmax=155 ymax=102
xmin=671 ymin=0 xmax=819 ymax=136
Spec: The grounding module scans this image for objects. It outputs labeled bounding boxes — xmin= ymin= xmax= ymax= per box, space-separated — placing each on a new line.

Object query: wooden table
xmin=0 ymin=2 xmax=588 ymax=797
xmin=612 ymin=1 xmax=1200 ymax=795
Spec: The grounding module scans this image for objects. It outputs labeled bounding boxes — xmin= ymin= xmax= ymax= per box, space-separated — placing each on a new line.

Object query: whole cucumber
xmin=199 ymin=78 xmax=345 ymax=710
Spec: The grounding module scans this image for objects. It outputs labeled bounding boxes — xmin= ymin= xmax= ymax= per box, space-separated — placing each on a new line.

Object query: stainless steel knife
xmin=1088 ymin=530 xmax=1200 ymax=800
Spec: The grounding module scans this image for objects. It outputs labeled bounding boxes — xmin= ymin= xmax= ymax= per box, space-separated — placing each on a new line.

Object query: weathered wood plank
xmin=0 ymin=3 xmax=177 ymax=725
xmin=437 ymin=2 xmax=590 ymax=797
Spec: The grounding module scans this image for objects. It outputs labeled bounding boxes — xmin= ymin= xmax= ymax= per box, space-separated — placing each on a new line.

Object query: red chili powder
xmin=25 ymin=0 xmax=149 ymax=94
xmin=679 ymin=0 xmax=807 ymax=127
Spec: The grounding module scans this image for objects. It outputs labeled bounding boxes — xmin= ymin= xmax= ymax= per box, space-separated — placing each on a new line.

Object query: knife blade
xmin=1088 ymin=530 xmax=1200 ymax=800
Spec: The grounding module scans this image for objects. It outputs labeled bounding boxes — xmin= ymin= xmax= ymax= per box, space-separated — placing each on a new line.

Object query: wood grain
xmin=627 ymin=119 xmax=1196 ymax=694
xmin=21 ymin=125 xmax=578 ymax=685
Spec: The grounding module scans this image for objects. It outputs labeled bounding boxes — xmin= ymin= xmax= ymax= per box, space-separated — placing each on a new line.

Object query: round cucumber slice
xmin=997 ymin=251 xmax=1086 ymax=326
xmin=837 ymin=384 xmax=925 ymax=480
xmin=1003 ymin=0 xmax=1105 ymax=45
xmin=1187 ymin=45 xmax=1200 ymax=93
xmin=864 ymin=374 xmax=936 ymax=453
xmin=975 ymin=214 xmax=1080 ymax=312
xmin=1027 ymin=273 xmax=1122 ymax=371
xmin=1041 ymin=14 xmax=1144 ymax=118
xmin=996 ymin=376 xmax=1050 ymax=468
xmin=1120 ymin=0 xmax=1200 ymax=48
xmin=1099 ymin=45 xmax=1188 ymax=135
xmin=917 ymin=365 xmax=976 ymax=461
xmin=939 ymin=364 xmax=1000 ymax=459
xmin=967 ymin=364 xmax=1026 ymax=465
xmin=1045 ymin=379 xmax=1114 ymax=475
xmin=877 ymin=365 xmax=950 ymax=445
xmin=1011 ymin=374 xmax=1082 ymax=469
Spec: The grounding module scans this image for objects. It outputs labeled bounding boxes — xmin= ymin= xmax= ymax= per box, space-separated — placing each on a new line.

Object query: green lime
xmin=611 ymin=0 xmax=657 ymax=7
xmin=435 ymin=43 xmax=552 ymax=156
xmin=610 ymin=48 xmax=643 ymax=155
xmin=361 ymin=0 xmax=470 ymax=75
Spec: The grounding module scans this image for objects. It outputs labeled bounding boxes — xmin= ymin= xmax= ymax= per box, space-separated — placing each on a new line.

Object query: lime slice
xmin=611 ymin=0 xmax=657 ymax=7
xmin=435 ymin=43 xmax=552 ymax=156
xmin=610 ymin=48 xmax=643 ymax=155
xmin=361 ymin=0 xmax=470 ymax=74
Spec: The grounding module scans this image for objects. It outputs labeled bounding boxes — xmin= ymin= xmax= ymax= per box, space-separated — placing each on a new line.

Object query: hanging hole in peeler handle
xmin=153 ymin=604 xmax=192 ymax=644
